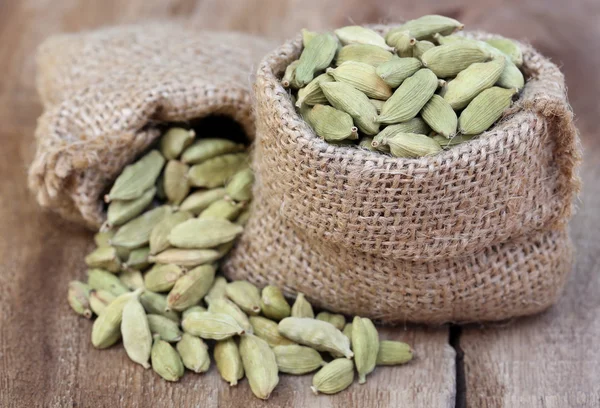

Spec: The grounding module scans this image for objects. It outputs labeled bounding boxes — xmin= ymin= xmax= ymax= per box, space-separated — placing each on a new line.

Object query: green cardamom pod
xmin=167 ymin=264 xmax=216 ymax=311
xmin=151 ymin=335 xmax=184 ymax=381
xmin=89 ymin=289 xmax=116 ymax=316
xmin=377 ymin=68 xmax=438 ymax=124
xmin=443 ymin=56 xmax=506 ymax=109
xmin=458 ymin=86 xmax=517 ymax=135
xmin=94 ymin=230 xmax=115 ymax=247
xmin=281 ymin=60 xmax=301 ymax=89
xmin=178 ymin=188 xmax=227 ymax=215
xmin=105 ymin=150 xmax=165 ymax=202
xmin=224 ymin=168 xmax=254 ymax=203
xmin=327 ymin=61 xmax=392 ymax=100
xmin=389 ymin=15 xmax=464 ymax=40
xmin=144 ymin=264 xmax=184 ymax=293
xmin=420 ymin=94 xmax=458 ymax=138
xmin=371 ymin=118 xmax=431 ymax=152
xmin=181 ymin=139 xmax=246 ymax=165
xmin=168 ymin=218 xmax=243 ymax=249
xmin=260 ymin=285 xmax=291 ymax=321
xmin=111 ymin=205 xmax=172 ymax=249
xmin=301 ymin=28 xmax=318 ymax=47
xmin=84 ymin=246 xmax=121 ymax=273
xmin=235 ymin=209 xmax=251 ymax=226
xmin=320 ymin=82 xmax=380 ymax=135
xmin=182 ymin=311 xmax=245 ymax=340
xmin=380 ymin=132 xmax=442 ymax=158
xmin=205 ymin=276 xmax=229 ymax=305
xmin=163 ymin=160 xmax=190 ymax=205
xmin=376 ymin=340 xmax=413 ymax=365
xmin=249 ymin=316 xmax=296 ymax=347
xmin=496 ymin=59 xmax=524 ymax=90
xmin=335 ymin=44 xmax=394 ymax=67
xmin=303 ymin=104 xmax=358 ymax=142
xmin=311 ymin=358 xmax=355 ymax=395
xmin=176 ymin=333 xmax=210 ymax=373
xmin=148 ymin=248 xmax=222 ymax=268
xmin=412 ymin=40 xmax=436 ymax=60
xmin=273 ymin=344 xmax=325 ymax=375
xmin=291 ymin=293 xmax=314 ymax=318
xmin=225 ymin=280 xmax=262 ymax=316
xmin=149 ymin=211 xmax=193 ymax=255
xmin=359 ymin=137 xmax=377 ymax=151
xmin=375 ymin=57 xmax=422 ymax=88
xmin=121 ymin=297 xmax=152 ymax=368
xmin=433 ymin=134 xmax=476 ymax=149
xmin=335 ymin=26 xmax=394 ymax=51
xmin=421 ymin=42 xmax=491 ymax=78
xmin=486 ymin=38 xmax=523 ymax=67
xmin=124 ymin=247 xmax=150 ymax=271
xmin=295 ymin=32 xmax=338 ymax=87
xmin=199 ymin=199 xmax=245 ymax=221
xmin=182 ymin=305 xmax=207 ymax=320
xmin=342 ymin=322 xmax=353 ymax=341
xmin=187 ymin=153 xmax=248 ymax=188
xmin=278 ymin=317 xmax=353 ymax=359
xmin=239 ymin=334 xmax=280 ymax=400
xmin=215 ymin=337 xmax=245 ymax=386
xmin=295 ymin=73 xmax=334 ymax=107
xmin=352 ymin=316 xmax=379 ymax=384
xmin=160 ymin=128 xmax=195 ymax=160
xmin=119 ymin=269 xmax=145 ymax=290
xmin=106 ymin=187 xmax=156 ymax=228
xmin=208 ymin=297 xmax=253 ymax=334
xmin=139 ymin=291 xmax=181 ymax=323
xmin=91 ymin=288 xmax=142 ymax=349
xmin=87 ymin=268 xmax=129 ymax=296
xmin=316 ymin=312 xmax=346 ymax=330
xmin=385 ymin=30 xmax=416 ymax=57
xmin=67 ymin=281 xmax=92 ymax=318
xmin=369 ymin=99 xmax=385 ymax=113
xmin=147 ymin=313 xmax=183 ymax=342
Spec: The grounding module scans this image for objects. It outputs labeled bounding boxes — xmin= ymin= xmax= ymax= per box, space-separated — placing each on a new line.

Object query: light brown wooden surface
xmin=0 ymin=1 xmax=598 ymax=407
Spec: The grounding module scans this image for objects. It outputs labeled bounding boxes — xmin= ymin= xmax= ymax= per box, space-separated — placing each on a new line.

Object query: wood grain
xmin=0 ymin=0 xmax=598 ymax=407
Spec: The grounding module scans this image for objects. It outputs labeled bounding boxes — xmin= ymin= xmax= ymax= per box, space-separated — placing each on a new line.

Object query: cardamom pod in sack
xmin=29 ymin=22 xmax=273 ymax=228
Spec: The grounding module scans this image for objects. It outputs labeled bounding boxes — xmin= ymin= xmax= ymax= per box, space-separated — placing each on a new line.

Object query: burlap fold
xmin=28 ymin=22 xmax=273 ymax=229
xmin=222 ymin=28 xmax=581 ymax=324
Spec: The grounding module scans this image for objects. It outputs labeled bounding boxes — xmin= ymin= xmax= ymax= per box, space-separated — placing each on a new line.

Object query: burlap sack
xmin=28 ymin=22 xmax=273 ymax=229
xmin=222 ymin=28 xmax=582 ymax=324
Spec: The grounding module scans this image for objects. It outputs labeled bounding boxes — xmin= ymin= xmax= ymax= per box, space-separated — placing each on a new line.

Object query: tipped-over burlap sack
xmin=222 ymin=28 xmax=582 ymax=324
xmin=29 ymin=22 xmax=273 ymax=229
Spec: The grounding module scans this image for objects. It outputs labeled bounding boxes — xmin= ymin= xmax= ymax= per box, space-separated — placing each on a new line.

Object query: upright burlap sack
xmin=222 ymin=28 xmax=582 ymax=324
xmin=29 ymin=22 xmax=273 ymax=229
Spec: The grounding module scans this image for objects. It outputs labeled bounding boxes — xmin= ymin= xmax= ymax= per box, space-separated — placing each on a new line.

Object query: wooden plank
xmin=0 ymin=1 xmax=455 ymax=407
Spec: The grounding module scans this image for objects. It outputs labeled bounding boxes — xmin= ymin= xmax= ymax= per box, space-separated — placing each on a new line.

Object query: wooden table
xmin=1 ymin=1 xmax=598 ymax=407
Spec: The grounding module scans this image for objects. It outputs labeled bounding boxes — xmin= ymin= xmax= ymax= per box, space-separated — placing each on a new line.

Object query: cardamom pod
xmin=486 ymin=38 xmax=523 ymax=67
xmin=224 ymin=168 xmax=254 ymax=203
xmin=342 ymin=322 xmax=353 ymax=341
xmin=182 ymin=311 xmax=245 ymax=340
xmin=302 ymin=104 xmax=358 ymax=142
xmin=335 ymin=26 xmax=394 ymax=51
xmin=94 ymin=230 xmax=114 ymax=247
xmin=105 ymin=150 xmax=165 ymax=202
xmin=273 ymin=344 xmax=325 ymax=375
xmin=208 ymin=297 xmax=253 ymax=333
xmin=458 ymin=86 xmax=516 ymax=135
xmin=421 ymin=42 xmax=491 ymax=78
xmin=119 ymin=269 xmax=145 ymax=290
xmin=301 ymin=28 xmax=318 ymax=47
xmin=385 ymin=30 xmax=415 ymax=57
xmin=369 ymin=98 xmax=385 ymax=113
xmin=291 ymin=293 xmax=314 ymax=318
xmin=124 ymin=247 xmax=150 ymax=271
xmin=320 ymin=81 xmax=379 ymax=135
xmin=205 ymin=276 xmax=229 ymax=305
xmin=260 ymin=285 xmax=291 ymax=321
xmin=149 ymin=211 xmax=192 ymax=255
xmin=121 ymin=298 xmax=152 ymax=368
xmin=380 ymin=132 xmax=442 ymax=158
xmin=316 ymin=312 xmax=346 ymax=330
xmin=187 ymin=153 xmax=248 ymax=188
xmin=239 ymin=334 xmax=279 ymax=400
xmin=181 ymin=139 xmax=246 ymax=165
xmin=496 ymin=59 xmax=524 ymax=90
xmin=215 ymin=338 xmax=245 ymax=386
xmin=443 ymin=56 xmax=506 ymax=109
xmin=295 ymin=73 xmax=334 ymax=107
xmin=176 ymin=333 xmax=210 ymax=373
xmin=106 ymin=187 xmax=156 ymax=227
xmin=114 ymin=246 xmax=131 ymax=262
xmin=147 ymin=313 xmax=183 ymax=342
xmin=111 ymin=205 xmax=172 ymax=249
xmin=389 ymin=14 xmax=464 ymax=40
xmin=89 ymin=289 xmax=116 ymax=316
xmin=163 ymin=160 xmax=190 ymax=205
xmin=225 ymin=280 xmax=262 ymax=316
xmin=151 ymin=335 xmax=184 ymax=381
xmin=249 ymin=316 xmax=296 ymax=347
xmin=148 ymin=248 xmax=222 ymax=267
xmin=433 ymin=134 xmax=475 ymax=149
xmin=278 ymin=317 xmax=353 ymax=359
xmin=420 ymin=94 xmax=458 ymax=138
xmin=281 ymin=60 xmax=301 ymax=89
xmin=182 ymin=305 xmax=207 ymax=320
xmin=67 ymin=281 xmax=92 ymax=318
xmin=87 ymin=268 xmax=129 ymax=296
xmin=335 ymin=44 xmax=394 ymax=67
xmin=144 ymin=264 xmax=184 ymax=293
xmin=295 ymin=32 xmax=338 ymax=87
xmin=377 ymin=68 xmax=438 ymax=124
xmin=375 ymin=57 xmax=422 ymax=88
xmin=199 ymin=199 xmax=245 ymax=221
xmin=371 ymin=117 xmax=431 ymax=151
xmin=359 ymin=137 xmax=377 ymax=151
xmin=140 ymin=291 xmax=181 ymax=323
xmin=84 ymin=246 xmax=121 ymax=273
xmin=327 ymin=61 xmax=392 ymax=100
xmin=352 ymin=316 xmax=379 ymax=384
xmin=91 ymin=288 xmax=142 ymax=349
xmin=376 ymin=340 xmax=413 ymax=365
xmin=412 ymin=40 xmax=435 ymax=60
xmin=168 ymin=218 xmax=243 ymax=249
xmin=160 ymin=128 xmax=195 ymax=160
xmin=235 ymin=209 xmax=251 ymax=226
xmin=311 ymin=358 xmax=355 ymax=395
xmin=167 ymin=264 xmax=216 ymax=311
xmin=178 ymin=188 xmax=227 ymax=215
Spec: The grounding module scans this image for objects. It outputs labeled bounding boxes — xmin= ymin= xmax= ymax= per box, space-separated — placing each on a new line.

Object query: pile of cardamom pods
xmin=67 ymin=127 xmax=412 ymax=399
xmin=283 ymin=15 xmax=525 ymax=157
